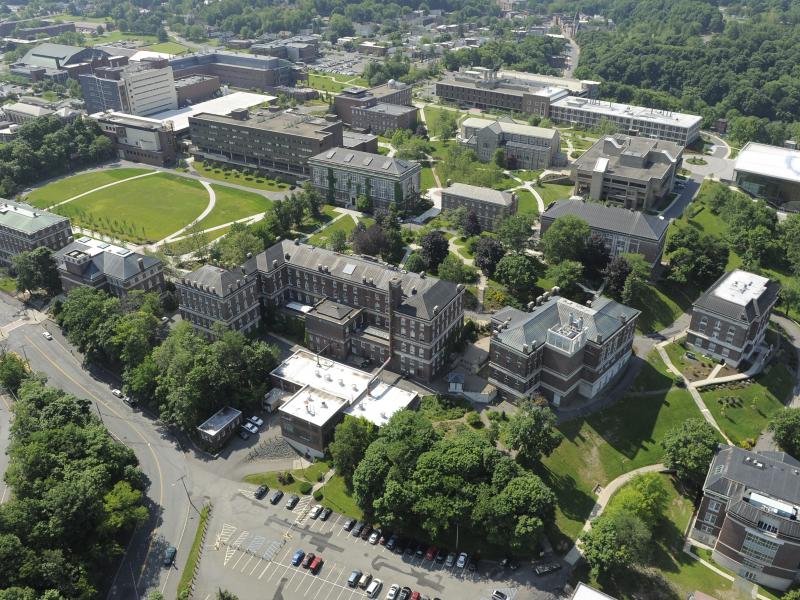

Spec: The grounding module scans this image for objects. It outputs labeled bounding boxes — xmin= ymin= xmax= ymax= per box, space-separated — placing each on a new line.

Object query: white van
xmin=365 ymin=579 xmax=382 ymax=598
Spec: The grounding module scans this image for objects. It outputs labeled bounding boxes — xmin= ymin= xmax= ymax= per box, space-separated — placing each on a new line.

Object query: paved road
xmin=0 ymin=391 xmax=10 ymax=505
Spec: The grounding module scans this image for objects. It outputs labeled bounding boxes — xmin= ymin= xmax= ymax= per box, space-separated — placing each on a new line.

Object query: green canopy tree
xmin=329 ymin=416 xmax=378 ymax=489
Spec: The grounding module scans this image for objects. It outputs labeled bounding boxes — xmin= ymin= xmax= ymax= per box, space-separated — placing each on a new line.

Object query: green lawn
xmin=0 ymin=270 xmax=16 ymax=295
xmin=515 ymin=189 xmax=539 ymax=215
xmin=511 ymin=169 xmax=542 ymax=182
xmin=307 ymin=215 xmax=358 ymax=248
xmin=244 ymin=461 xmax=331 ymax=495
xmin=92 ymin=31 xmax=158 ymax=44
xmin=177 ymin=504 xmax=210 ymax=597
xmin=700 ymin=363 xmax=795 ymax=445
xmin=199 ymin=185 xmax=272 ymax=230
xmin=420 ymin=166 xmax=438 ymax=191
xmin=193 ymin=161 xmax=290 ymax=192
xmin=664 ymin=337 xmax=716 ymax=381
xmin=54 ymin=173 xmax=209 ymax=243
xmin=26 ymin=168 xmax=154 ymax=208
xmin=629 ymin=350 xmax=674 ymax=394
xmin=534 ymin=182 xmax=573 ymax=205
xmin=539 ymin=388 xmax=710 ymax=547
xmin=632 ymin=280 xmax=690 ymax=335
xmin=452 ymin=235 xmax=475 ymax=259
xmin=319 ymin=474 xmax=363 ymax=520
xmin=143 ymin=41 xmax=189 ymax=55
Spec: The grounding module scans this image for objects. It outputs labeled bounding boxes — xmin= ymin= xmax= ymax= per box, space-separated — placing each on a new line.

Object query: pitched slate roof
xmin=493 ymin=295 xmax=639 ymax=349
xmin=182 ymin=263 xmax=255 ymax=297
xmin=248 ymin=240 xmax=461 ymax=321
xmin=54 ymin=238 xmax=161 ymax=282
xmin=442 ymin=183 xmax=514 ymax=207
xmin=693 ymin=269 xmax=781 ymax=322
xmin=308 ymin=147 xmax=420 ymax=177
xmin=0 ymin=199 xmax=69 ymax=235
xmin=541 ymin=200 xmax=670 ymax=241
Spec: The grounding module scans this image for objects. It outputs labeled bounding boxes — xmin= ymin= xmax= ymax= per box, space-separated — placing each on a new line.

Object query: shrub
xmin=299 ymin=481 xmax=313 ymax=494
xmin=313 ymin=490 xmax=323 ymax=501
xmin=465 ymin=411 xmax=483 ymax=428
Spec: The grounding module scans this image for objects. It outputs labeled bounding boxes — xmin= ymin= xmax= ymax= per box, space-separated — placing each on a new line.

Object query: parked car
xmin=368 ymin=530 xmax=380 ymax=545
xmin=123 ymin=395 xmax=137 ymax=407
xmin=386 ymin=534 xmax=398 ymax=551
xmin=410 ymin=592 xmax=420 ymax=600
xmin=164 ymin=546 xmax=176 ymax=567
xmin=366 ymin=578 xmax=383 ymax=598
xmin=320 ymin=507 xmax=333 ymax=521
xmin=292 ymin=549 xmax=305 ymax=566
xmin=534 ymin=562 xmax=562 ymax=576
xmin=111 ymin=388 xmax=123 ymax=398
xmin=386 ymin=583 xmax=400 ymax=600
xmin=42 ymin=331 xmax=53 ymax=340
xmin=445 ymin=551 xmax=457 ymax=568
xmin=358 ymin=572 xmax=372 ymax=589
xmin=347 ymin=569 xmax=362 ymax=588
xmin=310 ymin=555 xmax=323 ymax=574
xmin=435 ymin=548 xmax=447 ymax=563
xmin=310 ymin=504 xmax=323 ymax=519
xmin=424 ymin=545 xmax=438 ymax=561
xmin=270 ymin=490 xmax=284 ymax=504
xmin=500 ymin=557 xmax=519 ymax=570
xmin=352 ymin=521 xmax=364 ymax=537
xmin=247 ymin=415 xmax=264 ymax=428
xmin=398 ymin=587 xmax=412 ymax=600
xmin=415 ymin=542 xmax=426 ymax=558
xmin=492 ymin=591 xmax=509 ymax=600
xmin=286 ymin=494 xmax=299 ymax=509
xmin=361 ymin=525 xmax=373 ymax=540
xmin=343 ymin=518 xmax=356 ymax=532
xmin=456 ymin=552 xmax=468 ymax=568
xmin=242 ymin=422 xmax=258 ymax=435
xmin=302 ymin=552 xmax=316 ymax=568
xmin=254 ymin=485 xmax=268 ymax=500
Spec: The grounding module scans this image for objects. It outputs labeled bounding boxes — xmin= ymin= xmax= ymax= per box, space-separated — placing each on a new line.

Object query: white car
xmin=366 ymin=579 xmax=382 ymax=598
xmin=41 ymin=331 xmax=53 ymax=340
xmin=111 ymin=388 xmax=123 ymax=398
xmin=385 ymin=584 xmax=400 ymax=600
xmin=310 ymin=504 xmax=323 ymax=519
xmin=368 ymin=530 xmax=380 ymax=545
xmin=242 ymin=421 xmax=258 ymax=435
xmin=456 ymin=552 xmax=468 ymax=569
xmin=247 ymin=415 xmax=264 ymax=429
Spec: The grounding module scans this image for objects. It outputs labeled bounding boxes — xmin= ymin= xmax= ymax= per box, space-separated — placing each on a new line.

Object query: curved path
xmin=49 ymin=170 xmax=160 ymax=209
xmin=155 ymin=180 xmax=217 ymax=246
xmin=564 ymin=463 xmax=668 ymax=565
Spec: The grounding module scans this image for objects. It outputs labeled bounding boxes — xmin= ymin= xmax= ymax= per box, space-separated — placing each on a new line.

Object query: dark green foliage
xmin=473 ymin=237 xmax=505 ymax=276
xmin=660 ymin=418 xmax=718 ymax=484
xmin=0 ymin=352 xmax=28 ymax=394
xmin=505 ymin=401 xmax=562 ymax=464
xmin=664 ymin=224 xmax=728 ymax=286
xmin=769 ymin=409 xmax=800 ymax=459
xmin=329 ymin=416 xmax=378 ymax=489
xmin=419 ymin=231 xmax=449 ymax=271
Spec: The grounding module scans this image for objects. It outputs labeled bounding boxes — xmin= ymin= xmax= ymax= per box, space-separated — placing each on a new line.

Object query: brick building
xmin=175 ymin=74 xmax=221 ymax=106
xmin=686 ymin=270 xmax=780 ymax=368
xmin=440 ymin=183 xmax=517 ymax=231
xmin=176 ymin=263 xmax=261 ymax=336
xmin=460 ymin=116 xmax=561 ymax=170
xmin=333 ymin=81 xmax=412 ymax=125
xmin=351 ymin=103 xmax=418 ymax=135
xmin=54 ymin=237 xmax=164 ymax=297
xmin=488 ymin=293 xmax=639 ymax=407
xmin=169 ymin=51 xmax=300 ymax=92
xmin=690 ymin=446 xmax=800 ymax=591
xmin=539 ymin=200 xmax=670 ymax=268
xmin=0 ymin=199 xmax=73 ymax=267
xmin=572 ymin=134 xmax=683 ymax=211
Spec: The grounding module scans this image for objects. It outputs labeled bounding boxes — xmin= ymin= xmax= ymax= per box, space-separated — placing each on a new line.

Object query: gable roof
xmin=181 ymin=263 xmax=256 ymax=297
xmin=308 ymin=147 xmax=420 ymax=177
xmin=541 ymin=200 xmax=670 ymax=241
xmin=442 ymin=182 xmax=514 ymax=206
xmin=54 ymin=237 xmax=161 ymax=282
xmin=22 ymin=43 xmax=107 ymax=69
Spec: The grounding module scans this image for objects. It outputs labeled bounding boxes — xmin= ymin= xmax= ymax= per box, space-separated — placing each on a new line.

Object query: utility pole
xmin=94 ymin=400 xmax=104 ymax=425
xmin=178 ymin=474 xmax=199 ymax=513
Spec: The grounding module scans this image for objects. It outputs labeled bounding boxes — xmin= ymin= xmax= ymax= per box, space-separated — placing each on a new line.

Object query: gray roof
xmin=22 ymin=43 xmax=107 ymax=69
xmin=541 ymin=200 xmax=670 ymax=241
xmin=311 ymin=298 xmax=360 ymax=321
xmin=461 ymin=116 xmax=558 ymax=140
xmin=0 ymin=199 xmax=70 ymax=235
xmin=308 ymin=147 xmax=420 ymax=177
xmin=54 ymin=239 xmax=161 ymax=282
xmin=693 ymin=270 xmax=781 ymax=322
xmin=181 ymin=263 xmax=255 ymax=297
xmin=574 ymin=134 xmax=682 ymax=180
xmin=247 ymin=240 xmax=462 ymax=320
xmin=442 ymin=183 xmax=514 ymax=207
xmin=357 ymin=103 xmax=417 ymax=116
xmin=493 ymin=295 xmax=639 ymax=350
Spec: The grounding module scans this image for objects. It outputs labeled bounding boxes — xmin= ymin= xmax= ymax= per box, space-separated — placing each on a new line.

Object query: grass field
xmin=539 ymin=388 xmax=711 ymax=546
xmin=629 ymin=350 xmax=674 ymax=394
xmin=193 ymin=161 xmax=289 ymax=192
xmin=306 ymin=72 xmax=368 ymax=93
xmin=0 ymin=270 xmax=16 ymax=295
xmin=244 ymin=461 xmax=331 ymax=495
xmin=420 ymin=166 xmax=438 ymax=191
xmin=516 ymin=189 xmax=539 ymax=215
xmin=633 ymin=280 xmax=692 ymax=335
xmin=177 ymin=504 xmax=210 ymax=597
xmin=319 ymin=475 xmax=363 ymax=520
xmin=55 ymin=173 xmax=208 ymax=243
xmin=93 ymin=31 xmax=158 ymax=45
xmin=143 ymin=41 xmax=189 ymax=55
xmin=307 ymin=215 xmax=357 ymax=248
xmin=26 ymin=168 xmax=154 ymax=208
xmin=700 ymin=363 xmax=794 ymax=445
xmin=664 ymin=338 xmax=716 ymax=381
xmin=534 ymin=182 xmax=573 ymax=205
xmin=200 ymin=185 xmax=272 ymax=230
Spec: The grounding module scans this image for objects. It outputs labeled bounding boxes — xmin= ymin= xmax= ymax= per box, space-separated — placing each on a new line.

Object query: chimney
xmin=137 ymin=257 xmax=144 ymax=271
xmin=272 ymin=259 xmax=278 ymax=269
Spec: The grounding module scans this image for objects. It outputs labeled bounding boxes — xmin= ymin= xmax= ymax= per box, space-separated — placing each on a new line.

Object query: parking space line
xmin=314 ymin=563 xmax=340 ymax=600
xmin=249 ymin=557 xmax=263 ymax=576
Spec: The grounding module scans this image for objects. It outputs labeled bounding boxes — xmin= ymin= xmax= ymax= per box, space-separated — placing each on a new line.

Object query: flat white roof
xmin=593 ymin=157 xmax=609 ymax=173
xmin=130 ymin=50 xmax=174 ymax=61
xmin=197 ymin=406 xmax=242 ymax=435
xmin=713 ymin=269 xmax=770 ymax=306
xmin=72 ymin=236 xmax=135 ymax=258
xmin=735 ymin=142 xmax=800 ymax=184
xmin=552 ymin=96 xmax=702 ymax=128
xmin=344 ymin=381 xmax=417 ymax=426
xmin=272 ymin=351 xmax=370 ymax=402
xmin=279 ymin=385 xmax=347 ymax=427
xmin=571 ymin=583 xmax=617 ymax=600
xmin=749 ymin=491 xmax=798 ymax=519
xmin=148 ymin=91 xmax=274 ymax=132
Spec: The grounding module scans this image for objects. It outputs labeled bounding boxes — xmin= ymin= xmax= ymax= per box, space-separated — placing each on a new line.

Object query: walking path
xmin=503 ymin=170 xmax=545 ymax=214
xmin=156 ymin=180 xmax=217 ymax=246
xmin=49 ymin=170 xmax=160 ymax=209
xmin=564 ymin=463 xmax=668 ymax=566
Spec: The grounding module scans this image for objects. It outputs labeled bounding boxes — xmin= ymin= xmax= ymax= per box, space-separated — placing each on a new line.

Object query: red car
xmin=310 ymin=555 xmax=324 ymax=574
xmin=424 ymin=545 xmax=438 ymax=561
xmin=410 ymin=592 xmax=421 ymax=600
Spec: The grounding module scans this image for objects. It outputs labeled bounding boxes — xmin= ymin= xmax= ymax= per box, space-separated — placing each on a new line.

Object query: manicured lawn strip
xmin=533 ymin=182 xmax=573 ymax=205
xmin=307 ymin=215 xmax=357 ymax=247
xmin=200 ymin=185 xmax=272 ymax=229
xmin=539 ymin=389 xmax=708 ymax=544
xmin=55 ymin=173 xmax=208 ymax=243
xmin=93 ymin=31 xmax=158 ymax=44
xmin=0 ymin=270 xmax=16 ymax=295
xmin=177 ymin=504 xmax=210 ymax=597
xmin=700 ymin=364 xmax=794 ymax=445
xmin=420 ymin=166 xmax=438 ymax=191
xmin=319 ymin=474 xmax=363 ymax=520
xmin=632 ymin=281 xmax=686 ymax=335
xmin=143 ymin=41 xmax=189 ymax=55
xmin=664 ymin=338 xmax=715 ymax=381
xmin=163 ymin=225 xmax=231 ymax=256
xmin=193 ymin=161 xmax=289 ymax=192
xmin=244 ymin=461 xmax=331 ymax=495
xmin=511 ymin=169 xmax=541 ymax=182
xmin=515 ymin=189 xmax=539 ymax=215
xmin=26 ymin=168 xmax=153 ymax=208
xmin=629 ymin=350 xmax=674 ymax=393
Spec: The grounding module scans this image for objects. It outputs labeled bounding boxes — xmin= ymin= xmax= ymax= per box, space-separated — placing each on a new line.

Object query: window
xmin=708 ymin=500 xmax=722 ymax=513
xmin=704 ymin=512 xmax=718 ymax=525
xmin=699 ymin=524 xmax=715 ymax=534
xmin=741 ymin=532 xmax=780 ymax=563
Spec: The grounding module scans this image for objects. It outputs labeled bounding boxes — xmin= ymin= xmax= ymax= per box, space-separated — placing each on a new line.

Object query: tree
xmin=769 ymin=409 xmax=800 ymax=458
xmin=419 ymin=231 xmax=449 ymax=271
xmin=102 ymin=480 xmax=147 ymax=532
xmin=329 ymin=416 xmax=378 ymax=489
xmin=157 ymin=27 xmax=168 ymax=42
xmin=404 ymin=252 xmax=425 ymax=273
xmin=607 ymin=473 xmax=668 ymax=528
xmin=0 ymin=352 xmax=28 ymax=394
xmin=661 ymin=418 xmax=718 ymax=484
xmin=539 ymin=215 xmax=590 ymax=264
xmin=495 ymin=214 xmax=536 ymax=252
xmin=665 ymin=224 xmax=728 ymax=286
xmin=328 ymin=229 xmax=348 ymax=253
xmin=351 ymin=223 xmax=387 ymax=257
xmin=494 ymin=254 xmax=538 ymax=299
xmin=436 ymin=254 xmax=475 ymax=283
xmin=302 ymin=181 xmax=323 ymax=219
xmin=215 ymin=223 xmax=264 ymax=268
xmin=216 ymin=591 xmax=239 ymax=600
xmin=604 ymin=255 xmax=632 ymax=299
xmin=463 ymin=211 xmax=482 ymax=237
xmin=504 ymin=400 xmax=561 ymax=464
xmin=581 ymin=234 xmax=611 ymax=279
xmin=782 ymin=213 xmax=800 ymax=276
xmin=474 ymin=237 xmax=505 ymax=276
xmin=581 ymin=510 xmax=650 ymax=577
xmin=432 ymin=109 xmax=458 ymax=140
xmin=781 ymin=283 xmax=800 ymax=317
xmin=492 ymin=148 xmax=506 ymax=168
xmin=356 ymin=194 xmax=372 ymax=213
xmin=546 ymin=260 xmax=584 ymax=297
xmin=286 ymin=193 xmax=306 ymax=228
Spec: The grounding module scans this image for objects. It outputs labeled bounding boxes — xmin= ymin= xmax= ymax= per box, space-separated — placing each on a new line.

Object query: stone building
xmin=440 ymin=183 xmax=517 ymax=231
xmin=0 ymin=199 xmax=73 ymax=267
xmin=460 ymin=116 xmax=561 ymax=170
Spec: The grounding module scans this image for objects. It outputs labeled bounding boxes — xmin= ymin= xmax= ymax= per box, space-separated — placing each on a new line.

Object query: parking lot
xmin=195 ymin=486 xmax=568 ymax=600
